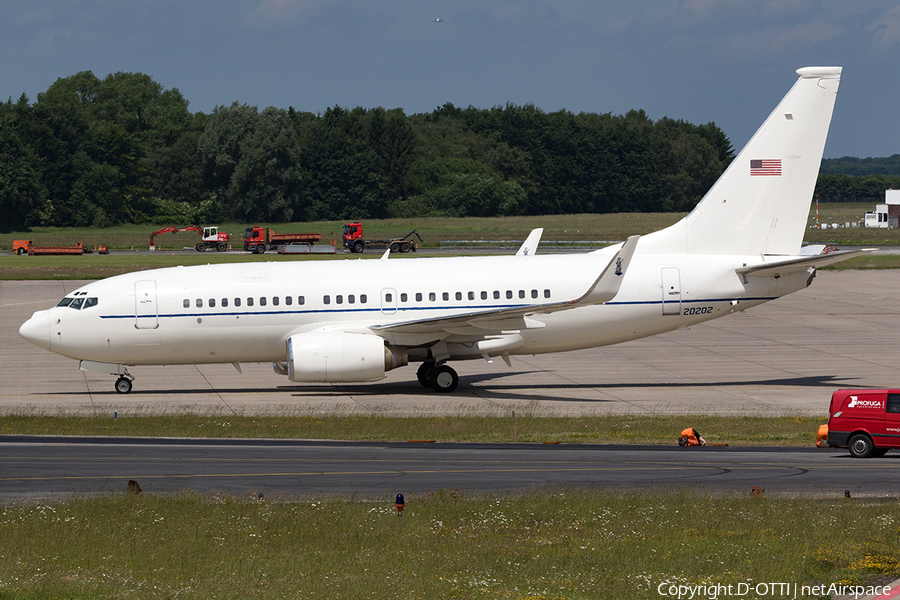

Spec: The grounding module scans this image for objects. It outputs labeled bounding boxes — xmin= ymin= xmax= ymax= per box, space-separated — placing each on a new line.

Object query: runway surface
xmin=2 ymin=269 xmax=899 ymax=416
xmin=0 ymin=437 xmax=886 ymax=500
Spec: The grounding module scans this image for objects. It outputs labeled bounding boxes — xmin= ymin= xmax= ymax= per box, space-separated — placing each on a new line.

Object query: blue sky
xmin=2 ymin=1 xmax=899 ymax=158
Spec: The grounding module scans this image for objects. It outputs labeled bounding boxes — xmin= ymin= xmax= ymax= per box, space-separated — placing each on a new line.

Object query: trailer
xmin=27 ymin=242 xmax=85 ymax=256
xmin=243 ymin=227 xmax=323 ymax=254
xmin=342 ymin=222 xmax=423 ymax=253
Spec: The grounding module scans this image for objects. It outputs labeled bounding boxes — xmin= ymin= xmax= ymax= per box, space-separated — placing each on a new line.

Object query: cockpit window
xmin=57 ymin=297 xmax=74 ymax=307
xmin=83 ymin=297 xmax=98 ymax=309
xmin=69 ymin=298 xmax=84 ymax=310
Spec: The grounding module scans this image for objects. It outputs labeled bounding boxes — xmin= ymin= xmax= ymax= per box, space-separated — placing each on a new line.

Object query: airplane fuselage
xmin=20 ymin=249 xmax=808 ymax=368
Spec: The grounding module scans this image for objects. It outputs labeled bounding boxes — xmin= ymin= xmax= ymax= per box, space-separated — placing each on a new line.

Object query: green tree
xmin=0 ymin=106 xmax=42 ymax=232
xmin=199 ymin=103 xmax=301 ymax=222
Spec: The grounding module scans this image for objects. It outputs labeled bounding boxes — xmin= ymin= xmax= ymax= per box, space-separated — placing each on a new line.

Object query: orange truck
xmin=13 ymin=240 xmax=86 ymax=255
xmin=243 ymin=227 xmax=321 ymax=254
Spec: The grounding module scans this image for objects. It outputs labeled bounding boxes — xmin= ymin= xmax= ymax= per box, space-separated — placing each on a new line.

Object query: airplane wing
xmin=372 ymin=236 xmax=638 ymax=337
xmin=736 ymin=249 xmax=874 ymax=277
xmin=516 ymin=228 xmax=543 ymax=256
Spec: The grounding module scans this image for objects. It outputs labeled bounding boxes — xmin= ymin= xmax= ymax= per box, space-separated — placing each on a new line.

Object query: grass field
xmin=0 ymin=414 xmax=824 ymax=446
xmin=3 ymin=203 xmax=900 ymax=254
xmin=2 ymin=489 xmax=898 ymax=599
xmin=3 ymin=205 xmax=900 ymax=279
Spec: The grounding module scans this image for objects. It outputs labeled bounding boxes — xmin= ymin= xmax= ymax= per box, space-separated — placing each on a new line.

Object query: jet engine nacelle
xmin=287 ymin=331 xmax=407 ymax=383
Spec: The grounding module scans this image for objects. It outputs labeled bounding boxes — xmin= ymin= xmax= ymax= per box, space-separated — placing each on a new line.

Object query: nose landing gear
xmin=114 ymin=369 xmax=135 ymax=394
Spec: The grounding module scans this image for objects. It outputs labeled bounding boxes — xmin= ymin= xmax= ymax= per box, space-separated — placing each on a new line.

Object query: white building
xmin=864 ymin=189 xmax=900 ymax=228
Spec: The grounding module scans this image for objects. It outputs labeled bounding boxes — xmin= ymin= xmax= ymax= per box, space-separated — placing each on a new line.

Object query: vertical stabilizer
xmin=641 ymin=67 xmax=841 ymax=256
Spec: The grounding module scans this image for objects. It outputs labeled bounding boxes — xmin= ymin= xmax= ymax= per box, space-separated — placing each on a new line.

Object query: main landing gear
xmin=416 ymin=362 xmax=459 ymax=393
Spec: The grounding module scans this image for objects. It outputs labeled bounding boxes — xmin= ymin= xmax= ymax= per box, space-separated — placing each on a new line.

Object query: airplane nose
xmin=19 ymin=310 xmax=51 ymax=351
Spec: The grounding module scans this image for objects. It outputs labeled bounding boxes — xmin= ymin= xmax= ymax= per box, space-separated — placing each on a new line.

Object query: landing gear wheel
xmin=417 ymin=362 xmax=436 ymax=387
xmin=428 ymin=365 xmax=459 ymax=393
xmin=848 ymin=433 xmax=874 ymax=458
xmin=115 ymin=377 xmax=133 ymax=394
xmin=216 ymin=242 xmax=227 ymax=252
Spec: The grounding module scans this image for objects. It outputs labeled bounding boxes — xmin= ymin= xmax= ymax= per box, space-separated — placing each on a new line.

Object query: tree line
xmin=0 ymin=70 xmax=738 ymax=232
xmin=2 ymin=70 xmax=894 ymax=233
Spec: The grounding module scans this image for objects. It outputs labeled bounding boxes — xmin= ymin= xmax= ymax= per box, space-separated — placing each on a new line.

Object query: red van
xmin=827 ymin=389 xmax=900 ymax=457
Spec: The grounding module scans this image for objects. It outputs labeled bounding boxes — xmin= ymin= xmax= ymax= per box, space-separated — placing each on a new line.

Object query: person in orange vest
xmin=679 ymin=427 xmax=707 ymax=446
xmin=815 ymin=424 xmax=828 ymax=448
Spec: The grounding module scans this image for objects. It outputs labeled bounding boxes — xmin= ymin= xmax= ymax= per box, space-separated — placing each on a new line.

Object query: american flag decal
xmin=750 ymin=159 xmax=781 ymax=176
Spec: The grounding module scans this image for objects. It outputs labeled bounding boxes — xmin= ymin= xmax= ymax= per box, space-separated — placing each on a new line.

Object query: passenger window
xmin=285 ymin=296 xmax=292 ymax=306
xmin=456 ymin=292 xmax=462 ymax=301
xmin=385 ymin=293 xmax=392 ymax=302
xmin=323 ymin=295 xmax=330 ymax=305
xmin=222 ymin=298 xmax=229 ymax=308
xmin=69 ymin=298 xmax=84 ymax=310
xmin=336 ymin=295 xmax=343 ymax=305
xmin=273 ymin=297 xmax=279 ymax=306
xmin=493 ymin=291 xmax=500 ymax=300
xmin=888 ymin=394 xmax=900 ymax=413
xmin=531 ymin=289 xmax=538 ymax=299
xmin=468 ymin=292 xmax=474 ymax=301
xmin=361 ymin=294 xmax=367 ymax=304
xmin=506 ymin=290 xmax=513 ymax=299
xmin=298 ymin=296 xmax=305 ymax=305
xmin=196 ymin=299 xmax=203 ymax=308
xmin=183 ymin=299 xmax=190 ymax=309
xmin=348 ymin=295 xmax=355 ymax=304
xmin=519 ymin=290 xmax=525 ymax=299
xmin=235 ymin=298 xmax=241 ymax=307
xmin=247 ymin=297 xmax=254 ymax=307
xmin=416 ymin=293 xmax=422 ymax=302
xmin=260 ymin=297 xmax=267 ymax=306
xmin=481 ymin=291 xmax=487 ymax=300
xmin=544 ymin=289 xmax=551 ymax=298
xmin=442 ymin=292 xmax=449 ymax=301
xmin=57 ymin=297 xmax=75 ymax=307
xmin=209 ymin=298 xmax=216 ymax=308
xmin=401 ymin=293 xmax=408 ymax=302
xmin=429 ymin=292 xmax=436 ymax=302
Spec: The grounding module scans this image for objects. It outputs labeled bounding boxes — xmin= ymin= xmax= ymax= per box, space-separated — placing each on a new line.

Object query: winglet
xmin=516 ymin=228 xmax=543 ymax=256
xmin=576 ymin=235 xmax=639 ymax=304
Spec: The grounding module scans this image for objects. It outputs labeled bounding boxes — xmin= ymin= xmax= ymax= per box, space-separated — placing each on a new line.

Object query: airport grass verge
xmin=2 ymin=488 xmax=899 ymax=599
xmin=0 ymin=414 xmax=825 ymax=446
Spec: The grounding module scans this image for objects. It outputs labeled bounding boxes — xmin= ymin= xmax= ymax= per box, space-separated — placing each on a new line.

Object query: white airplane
xmin=20 ymin=66 xmax=867 ymax=395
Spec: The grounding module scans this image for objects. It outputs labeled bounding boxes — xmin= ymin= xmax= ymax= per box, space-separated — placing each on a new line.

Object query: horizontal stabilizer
xmin=736 ymin=249 xmax=874 ymax=277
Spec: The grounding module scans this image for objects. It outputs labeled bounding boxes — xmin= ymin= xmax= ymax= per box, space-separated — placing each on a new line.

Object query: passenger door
xmin=661 ymin=268 xmax=681 ymax=315
xmin=134 ymin=280 xmax=158 ymax=329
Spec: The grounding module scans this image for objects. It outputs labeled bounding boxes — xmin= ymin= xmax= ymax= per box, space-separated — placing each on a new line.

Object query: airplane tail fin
xmin=641 ymin=67 xmax=842 ymax=256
